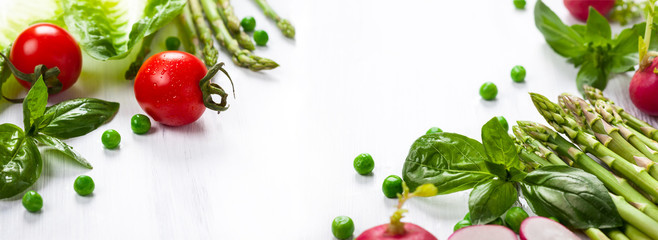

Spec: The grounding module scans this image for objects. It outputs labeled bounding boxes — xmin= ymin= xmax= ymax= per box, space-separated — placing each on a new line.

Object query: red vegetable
xmin=10 ymin=23 xmax=81 ymax=93
xmin=563 ymin=0 xmax=614 ymax=21
xmin=134 ymin=51 xmax=232 ymax=126
xmin=629 ymin=1 xmax=658 ymax=115
xmin=447 ymin=225 xmax=517 ymax=240
xmin=519 ymin=216 xmax=579 ymax=240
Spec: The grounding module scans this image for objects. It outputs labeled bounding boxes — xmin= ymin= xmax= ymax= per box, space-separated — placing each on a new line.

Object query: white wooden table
xmin=0 ymin=0 xmax=652 ymax=239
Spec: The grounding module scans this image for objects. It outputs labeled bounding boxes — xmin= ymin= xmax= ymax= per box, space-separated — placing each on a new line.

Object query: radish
xmin=355 ymin=184 xmax=438 ymax=240
xmin=629 ymin=1 xmax=658 ymax=115
xmin=519 ymin=216 xmax=579 ymax=240
xmin=563 ymin=0 xmax=614 ymax=21
xmin=447 ymin=225 xmax=517 ymax=240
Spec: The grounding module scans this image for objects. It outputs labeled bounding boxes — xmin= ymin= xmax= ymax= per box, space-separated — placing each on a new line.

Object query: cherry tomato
xmin=563 ymin=0 xmax=614 ymax=22
xmin=10 ymin=23 xmax=82 ymax=92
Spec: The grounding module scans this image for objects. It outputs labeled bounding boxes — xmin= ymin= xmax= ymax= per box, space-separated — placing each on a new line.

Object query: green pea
xmin=74 ymin=175 xmax=95 ymax=196
xmin=464 ymin=212 xmax=471 ymax=221
xmin=504 ymin=207 xmax=529 ymax=233
xmin=454 ymin=219 xmax=472 ymax=232
xmin=513 ymin=0 xmax=526 ymax=9
xmin=496 ymin=116 xmax=509 ymax=131
xmin=240 ymin=16 xmax=256 ymax=32
xmin=332 ymin=216 xmax=354 ymax=240
xmin=165 ymin=37 xmax=181 ymax=51
xmin=131 ymin=114 xmax=152 ymax=134
xmin=382 ymin=175 xmax=403 ymax=198
xmin=102 ymin=129 xmax=121 ymax=149
xmin=426 ymin=127 xmax=443 ymax=134
xmin=22 ymin=191 xmax=43 ymax=212
xmin=479 ymin=82 xmax=498 ymax=100
xmin=253 ymin=30 xmax=269 ymax=46
xmin=353 ymin=153 xmax=375 ymax=175
xmin=511 ymin=65 xmax=526 ymax=82
xmin=489 ymin=217 xmax=504 ymax=225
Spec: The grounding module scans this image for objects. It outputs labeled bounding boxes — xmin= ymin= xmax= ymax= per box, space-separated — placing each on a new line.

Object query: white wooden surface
xmin=0 ymin=0 xmax=654 ymax=239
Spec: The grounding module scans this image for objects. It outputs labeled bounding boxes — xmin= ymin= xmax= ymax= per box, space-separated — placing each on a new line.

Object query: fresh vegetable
xmin=188 ymin=0 xmax=219 ymax=66
xmin=519 ymin=216 xmax=579 ymax=240
xmin=563 ymin=0 xmax=615 ymax=21
xmin=254 ymin=30 xmax=269 ymax=46
xmin=479 ymin=82 xmax=497 ymax=100
xmin=253 ymin=0 xmax=295 ymax=38
xmin=629 ymin=0 xmax=658 ymax=115
xmin=610 ymin=0 xmax=645 ymax=25
xmin=332 ymin=216 xmax=355 ymax=240
xmin=131 ymin=114 xmax=152 ymax=134
xmin=125 ymin=33 xmax=157 ymax=80
xmin=101 ymin=129 xmax=121 ymax=149
xmin=453 ymin=219 xmax=471 ymax=232
xmin=448 ymin=225 xmax=517 ymax=240
xmin=464 ymin=212 xmax=471 ymax=221
xmin=241 ymin=16 xmax=256 ymax=32
xmin=382 ymin=175 xmax=403 ymax=198
xmin=74 ymin=175 xmax=95 ymax=196
xmin=426 ymin=127 xmax=442 ymax=134
xmin=22 ymin=190 xmax=43 ymax=212
xmin=353 ymin=153 xmax=375 ymax=175
xmin=514 ymin=0 xmax=526 ymax=9
xmin=166 ymin=36 xmax=181 ymax=50
xmin=511 ymin=65 xmax=526 ymax=82
xmin=489 ymin=218 xmax=504 ymax=225
xmin=217 ymin=0 xmax=255 ymax=51
xmin=178 ymin=3 xmax=204 ymax=59
xmin=134 ymin=51 xmax=233 ymax=126
xmin=356 ymin=183 xmax=438 ymax=240
xmin=504 ymin=207 xmax=528 ymax=233
xmin=496 ymin=116 xmax=509 ymax=131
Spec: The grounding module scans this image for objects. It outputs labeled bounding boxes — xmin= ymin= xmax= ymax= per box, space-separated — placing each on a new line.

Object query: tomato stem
xmin=199 ymin=62 xmax=235 ymax=113
xmin=0 ymin=52 xmax=63 ymax=99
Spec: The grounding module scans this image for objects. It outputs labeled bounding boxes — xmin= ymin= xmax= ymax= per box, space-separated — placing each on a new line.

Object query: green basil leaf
xmin=0 ymin=123 xmax=42 ymax=199
xmin=534 ymin=0 xmax=587 ymax=58
xmin=469 ymin=178 xmax=518 ymax=225
xmin=570 ymin=24 xmax=586 ymax=37
xmin=482 ymin=117 xmax=521 ymax=172
xmin=22 ymin=78 xmax=48 ymax=132
xmin=61 ymin=0 xmax=186 ymax=60
xmin=34 ymin=133 xmax=92 ymax=169
xmin=402 ymin=132 xmax=495 ymax=194
xmin=38 ymin=98 xmax=119 ymax=139
xmin=576 ymin=59 xmax=609 ymax=93
xmin=584 ymin=7 xmax=611 ymax=41
xmin=521 ymin=166 xmax=622 ymax=229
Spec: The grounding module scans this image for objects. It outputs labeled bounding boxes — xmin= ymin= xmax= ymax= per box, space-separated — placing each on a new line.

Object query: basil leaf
xmin=0 ymin=124 xmax=42 ymax=199
xmin=584 ymin=7 xmax=611 ymax=42
xmin=61 ymin=0 xmax=186 ymax=60
xmin=38 ymin=98 xmax=119 ymax=139
xmin=576 ymin=59 xmax=609 ymax=93
xmin=402 ymin=132 xmax=494 ymax=194
xmin=22 ymin=78 xmax=48 ymax=132
xmin=521 ymin=166 xmax=622 ymax=229
xmin=534 ymin=0 xmax=587 ymax=58
xmin=469 ymin=178 xmax=518 ymax=225
xmin=482 ymin=117 xmax=521 ymax=174
xmin=34 ymin=133 xmax=92 ymax=169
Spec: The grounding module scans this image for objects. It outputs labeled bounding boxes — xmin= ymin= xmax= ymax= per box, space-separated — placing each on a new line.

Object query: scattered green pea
xmin=131 ymin=114 xmax=151 ymax=134
xmin=74 ymin=175 xmax=95 ymax=196
xmin=496 ymin=116 xmax=509 ymax=131
xmin=504 ymin=207 xmax=529 ymax=233
xmin=426 ymin=127 xmax=443 ymax=134
xmin=382 ymin=175 xmax=404 ymax=198
xmin=22 ymin=191 xmax=43 ymax=212
xmin=454 ymin=219 xmax=472 ymax=232
xmin=240 ymin=16 xmax=256 ymax=32
xmin=513 ymin=0 xmax=526 ymax=9
xmin=332 ymin=216 xmax=354 ymax=240
xmin=464 ymin=212 xmax=471 ymax=221
xmin=353 ymin=153 xmax=375 ymax=175
xmin=253 ymin=30 xmax=269 ymax=46
xmin=101 ymin=129 xmax=121 ymax=149
xmin=479 ymin=82 xmax=498 ymax=100
xmin=165 ymin=37 xmax=181 ymax=51
xmin=511 ymin=65 xmax=526 ymax=82
xmin=489 ymin=217 xmax=504 ymax=225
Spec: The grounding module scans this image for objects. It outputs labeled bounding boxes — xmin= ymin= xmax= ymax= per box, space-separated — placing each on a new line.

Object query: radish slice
xmin=519 ymin=216 xmax=579 ymax=240
xmin=448 ymin=225 xmax=517 ymax=240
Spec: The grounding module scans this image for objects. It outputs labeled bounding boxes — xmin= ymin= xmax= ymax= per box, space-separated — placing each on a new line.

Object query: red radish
xmin=519 ymin=216 xmax=579 ymax=240
xmin=355 ymin=184 xmax=438 ymax=240
xmin=447 ymin=225 xmax=517 ymax=240
xmin=629 ymin=1 xmax=658 ymax=115
xmin=563 ymin=0 xmax=614 ymax=21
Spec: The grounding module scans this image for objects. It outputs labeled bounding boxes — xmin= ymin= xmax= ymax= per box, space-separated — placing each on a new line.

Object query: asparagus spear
xmin=216 ymin=0 xmax=255 ymax=50
xmin=604 ymin=229 xmax=630 ymax=240
xmin=595 ymin=100 xmax=658 ymax=152
xmin=124 ymin=33 xmax=156 ymax=80
xmin=200 ymin=0 xmax=278 ymax=71
xmin=624 ymin=224 xmax=652 ymax=240
xmin=188 ymin=0 xmax=219 ymax=66
xmin=178 ymin=3 xmax=204 ymax=58
xmin=611 ymin=193 xmax=658 ymax=239
xmin=513 ymin=127 xmax=567 ymax=166
xmin=585 ymin=228 xmax=611 ymax=240
xmin=252 ymin=0 xmax=295 ymax=38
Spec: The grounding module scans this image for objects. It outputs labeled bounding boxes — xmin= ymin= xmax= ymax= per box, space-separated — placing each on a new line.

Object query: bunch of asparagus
xmin=512 ymin=87 xmax=658 ymax=240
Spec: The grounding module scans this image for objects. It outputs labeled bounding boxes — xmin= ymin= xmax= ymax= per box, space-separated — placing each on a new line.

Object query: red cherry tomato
xmin=10 ymin=23 xmax=82 ymax=92
xmin=563 ymin=0 xmax=614 ymax=21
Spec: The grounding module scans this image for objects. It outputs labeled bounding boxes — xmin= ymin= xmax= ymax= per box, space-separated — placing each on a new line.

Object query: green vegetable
xmin=454 ymin=219 xmax=471 ymax=232
xmin=331 ymin=216 xmax=354 ymax=240
xmin=217 ymin=0 xmax=255 ymax=50
xmin=0 ymin=0 xmax=62 ymax=50
xmin=382 ymin=175 xmax=403 ymax=198
xmin=481 ymin=117 xmax=520 ymax=180
xmin=38 ymin=98 xmax=120 ymax=139
xmin=253 ymin=30 xmax=269 ymax=46
xmin=479 ymin=82 xmax=497 ymax=100
xmin=426 ymin=127 xmax=442 ymax=134
xmin=353 ymin=153 xmax=374 ymax=175
xmin=101 ymin=129 xmax=121 ymax=149
xmin=124 ymin=33 xmax=156 ymax=80
xmin=510 ymin=65 xmax=526 ymax=82
xmin=131 ymin=114 xmax=151 ymax=134
xmin=189 ymin=0 xmax=219 ymax=66
xmin=165 ymin=36 xmax=181 ymax=50
xmin=548 ymin=217 xmax=559 ymax=223
xmin=74 ymin=175 xmax=95 ymax=196
xmin=253 ymin=0 xmax=295 ymax=38
xmin=488 ymin=218 xmax=504 ymax=225
xmin=0 ymin=124 xmax=42 ymax=198
xmin=496 ymin=116 xmax=509 ymax=132
xmin=513 ymin=0 xmax=526 ymax=9
xmin=22 ymin=190 xmax=43 ymax=212
xmin=241 ymin=16 xmax=256 ymax=32
xmin=469 ymin=178 xmax=517 ymax=224
xmin=464 ymin=212 xmax=471 ymax=221
xmin=177 ymin=3 xmax=204 ymax=59
xmin=504 ymin=207 xmax=529 ymax=233
xmin=610 ymin=193 xmax=658 ymax=239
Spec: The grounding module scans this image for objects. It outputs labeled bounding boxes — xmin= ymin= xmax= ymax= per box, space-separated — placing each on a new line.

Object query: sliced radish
xmin=519 ymin=216 xmax=579 ymax=240
xmin=448 ymin=225 xmax=517 ymax=240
